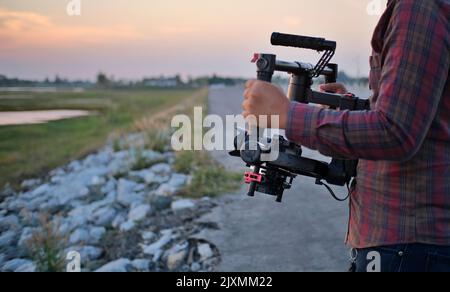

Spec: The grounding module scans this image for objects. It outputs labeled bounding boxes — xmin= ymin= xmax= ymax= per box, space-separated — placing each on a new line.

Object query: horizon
xmin=0 ymin=1 xmax=385 ymax=80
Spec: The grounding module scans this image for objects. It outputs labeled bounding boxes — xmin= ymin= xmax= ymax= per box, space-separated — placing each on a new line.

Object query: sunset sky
xmin=0 ymin=0 xmax=386 ymax=80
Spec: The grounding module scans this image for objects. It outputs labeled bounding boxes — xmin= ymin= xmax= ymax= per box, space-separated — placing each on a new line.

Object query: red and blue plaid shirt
xmin=286 ymin=0 xmax=450 ymax=248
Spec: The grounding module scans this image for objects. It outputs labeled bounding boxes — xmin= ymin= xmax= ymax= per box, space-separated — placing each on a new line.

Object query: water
xmin=0 ymin=87 xmax=85 ymax=93
xmin=0 ymin=110 xmax=91 ymax=126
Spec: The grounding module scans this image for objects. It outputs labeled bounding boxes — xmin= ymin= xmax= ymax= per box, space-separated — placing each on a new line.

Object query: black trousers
xmin=353 ymin=244 xmax=450 ymax=272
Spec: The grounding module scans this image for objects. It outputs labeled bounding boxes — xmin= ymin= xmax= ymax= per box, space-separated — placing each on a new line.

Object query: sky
xmin=0 ymin=0 xmax=386 ymax=80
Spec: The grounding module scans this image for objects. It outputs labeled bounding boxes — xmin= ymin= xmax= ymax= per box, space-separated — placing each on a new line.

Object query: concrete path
xmin=197 ymin=86 xmax=351 ymax=272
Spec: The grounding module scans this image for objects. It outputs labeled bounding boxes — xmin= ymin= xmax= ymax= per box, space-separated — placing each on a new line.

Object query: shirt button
xmin=398 ymin=251 xmax=404 ymax=257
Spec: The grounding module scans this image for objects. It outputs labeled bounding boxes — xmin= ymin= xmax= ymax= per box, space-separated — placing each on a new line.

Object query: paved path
xmin=197 ymin=86 xmax=351 ymax=272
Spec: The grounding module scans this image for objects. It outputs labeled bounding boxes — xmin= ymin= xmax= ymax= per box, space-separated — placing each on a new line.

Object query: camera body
xmin=230 ymin=33 xmax=371 ymax=202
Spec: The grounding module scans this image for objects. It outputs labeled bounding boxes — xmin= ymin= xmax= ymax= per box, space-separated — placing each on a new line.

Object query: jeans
xmin=353 ymin=244 xmax=450 ymax=272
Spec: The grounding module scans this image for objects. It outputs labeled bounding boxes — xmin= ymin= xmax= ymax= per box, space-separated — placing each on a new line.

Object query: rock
xmin=134 ymin=184 xmax=147 ymax=193
xmin=128 ymin=204 xmax=152 ymax=222
xmin=1 ymin=259 xmax=32 ymax=272
xmin=0 ymin=253 xmax=5 ymax=267
xmin=93 ymin=207 xmax=117 ymax=227
xmin=96 ymin=258 xmax=132 ymax=272
xmin=151 ymin=195 xmax=172 ymax=211
xmin=68 ymin=195 xmax=116 ymax=226
xmin=20 ymin=179 xmax=42 ymax=191
xmin=171 ymin=199 xmax=195 ymax=211
xmin=19 ymin=211 xmax=40 ymax=227
xmin=89 ymin=227 xmax=106 ymax=244
xmin=141 ymin=231 xmax=156 ymax=241
xmin=23 ymin=183 xmax=50 ymax=200
xmin=141 ymin=150 xmax=165 ymax=162
xmin=111 ymin=214 xmax=126 ymax=229
xmin=150 ymin=163 xmax=171 ymax=176
xmin=191 ymin=262 xmax=201 ymax=272
xmin=6 ymin=199 xmax=27 ymax=212
xmin=101 ymin=179 xmax=117 ymax=195
xmin=117 ymin=179 xmax=143 ymax=207
xmin=14 ymin=261 xmax=36 ymax=272
xmin=17 ymin=227 xmax=35 ymax=248
xmin=26 ymin=195 xmax=51 ymax=211
xmin=152 ymin=249 xmax=164 ymax=263
xmin=168 ymin=174 xmax=190 ymax=188
xmin=0 ymin=231 xmax=17 ymax=248
xmin=145 ymin=172 xmax=169 ymax=185
xmin=119 ymin=220 xmax=136 ymax=232
xmin=65 ymin=215 xmax=89 ymax=232
xmin=129 ymin=169 xmax=169 ymax=185
xmin=197 ymin=244 xmax=214 ymax=261
xmin=167 ymin=250 xmax=187 ymax=271
xmin=131 ymin=259 xmax=151 ymax=271
xmin=0 ymin=215 xmax=20 ymax=231
xmin=69 ymin=228 xmax=90 ymax=245
xmin=39 ymin=198 xmax=63 ymax=213
xmin=90 ymin=176 xmax=106 ymax=187
xmin=69 ymin=227 xmax=106 ymax=244
xmin=68 ymin=160 xmax=82 ymax=171
xmin=141 ymin=229 xmax=173 ymax=255
xmin=0 ymin=184 xmax=14 ymax=199
xmin=154 ymin=184 xmax=177 ymax=197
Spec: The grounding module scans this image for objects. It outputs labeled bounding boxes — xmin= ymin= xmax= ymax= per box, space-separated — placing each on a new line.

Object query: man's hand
xmin=319 ymin=83 xmax=348 ymax=94
xmin=242 ymin=80 xmax=290 ymax=129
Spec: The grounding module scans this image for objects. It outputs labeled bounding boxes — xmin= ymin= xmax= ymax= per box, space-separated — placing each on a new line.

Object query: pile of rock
xmin=0 ymin=137 xmax=220 ymax=272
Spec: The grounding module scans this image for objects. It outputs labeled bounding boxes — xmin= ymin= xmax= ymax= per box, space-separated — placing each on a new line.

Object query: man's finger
xmin=243 ymin=88 xmax=251 ymax=100
xmin=242 ymin=100 xmax=249 ymax=111
xmin=319 ymin=83 xmax=345 ymax=93
xmin=245 ymin=79 xmax=256 ymax=89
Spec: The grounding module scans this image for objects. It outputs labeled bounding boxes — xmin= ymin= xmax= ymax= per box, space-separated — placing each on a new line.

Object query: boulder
xmin=95 ymin=258 xmax=132 ymax=272
xmin=171 ymin=199 xmax=195 ymax=211
xmin=128 ymin=204 xmax=152 ymax=222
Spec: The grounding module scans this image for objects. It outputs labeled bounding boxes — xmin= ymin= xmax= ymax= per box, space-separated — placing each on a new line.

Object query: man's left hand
xmin=242 ymin=80 xmax=290 ymax=129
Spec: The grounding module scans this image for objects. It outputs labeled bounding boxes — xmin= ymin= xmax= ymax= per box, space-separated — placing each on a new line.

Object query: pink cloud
xmin=0 ymin=8 xmax=144 ymax=53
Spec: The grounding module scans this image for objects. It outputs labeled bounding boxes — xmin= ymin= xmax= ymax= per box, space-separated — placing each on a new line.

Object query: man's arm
xmin=285 ymin=0 xmax=449 ymax=161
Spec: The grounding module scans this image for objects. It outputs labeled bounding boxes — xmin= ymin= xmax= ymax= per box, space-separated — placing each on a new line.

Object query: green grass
xmin=174 ymin=151 xmax=243 ymax=198
xmin=0 ymin=89 xmax=200 ymax=188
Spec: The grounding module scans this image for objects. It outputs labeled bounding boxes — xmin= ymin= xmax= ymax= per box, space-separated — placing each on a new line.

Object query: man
xmin=242 ymin=0 xmax=449 ymax=272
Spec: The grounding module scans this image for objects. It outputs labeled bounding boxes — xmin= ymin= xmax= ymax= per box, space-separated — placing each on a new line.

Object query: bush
xmin=146 ymin=129 xmax=169 ymax=153
xmin=26 ymin=215 xmax=67 ymax=272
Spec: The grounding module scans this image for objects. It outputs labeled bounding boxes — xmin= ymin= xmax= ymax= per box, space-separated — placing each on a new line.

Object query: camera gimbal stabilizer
xmin=230 ymin=32 xmax=371 ymax=203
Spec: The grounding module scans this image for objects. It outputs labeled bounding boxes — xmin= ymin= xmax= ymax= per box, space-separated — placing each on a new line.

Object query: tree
xmin=96 ymin=72 xmax=110 ymax=87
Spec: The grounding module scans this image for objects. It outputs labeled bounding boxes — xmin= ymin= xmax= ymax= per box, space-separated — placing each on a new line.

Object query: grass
xmin=130 ymin=148 xmax=167 ymax=171
xmin=25 ymin=215 xmax=67 ymax=272
xmin=0 ymin=86 xmax=242 ymax=199
xmin=146 ymin=129 xmax=170 ymax=153
xmin=0 ymin=88 xmax=199 ymax=188
xmin=175 ymin=151 xmax=242 ymax=199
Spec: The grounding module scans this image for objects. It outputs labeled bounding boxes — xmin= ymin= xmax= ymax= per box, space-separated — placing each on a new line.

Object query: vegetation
xmin=25 ymin=215 xmax=67 ymax=272
xmin=174 ymin=151 xmax=242 ymax=199
xmin=0 ymin=88 xmax=198 ymax=187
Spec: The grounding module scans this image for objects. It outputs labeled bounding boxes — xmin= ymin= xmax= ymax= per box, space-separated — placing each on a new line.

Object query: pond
xmin=0 ymin=110 xmax=92 ymax=126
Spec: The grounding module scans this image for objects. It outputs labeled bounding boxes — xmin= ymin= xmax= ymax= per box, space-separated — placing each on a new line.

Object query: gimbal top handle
xmin=271 ymin=32 xmax=336 ymax=52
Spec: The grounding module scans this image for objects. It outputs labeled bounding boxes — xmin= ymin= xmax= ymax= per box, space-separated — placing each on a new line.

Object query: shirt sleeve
xmin=286 ymin=0 xmax=449 ymax=161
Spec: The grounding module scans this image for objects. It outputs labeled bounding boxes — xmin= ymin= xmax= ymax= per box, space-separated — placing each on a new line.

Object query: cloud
xmin=0 ymin=7 xmax=144 ymax=52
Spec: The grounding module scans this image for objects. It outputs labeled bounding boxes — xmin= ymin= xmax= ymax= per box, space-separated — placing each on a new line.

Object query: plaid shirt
xmin=286 ymin=0 xmax=450 ymax=248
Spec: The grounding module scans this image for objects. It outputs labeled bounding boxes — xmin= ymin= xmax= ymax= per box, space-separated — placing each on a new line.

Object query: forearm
xmin=286 ymin=103 xmax=420 ymax=161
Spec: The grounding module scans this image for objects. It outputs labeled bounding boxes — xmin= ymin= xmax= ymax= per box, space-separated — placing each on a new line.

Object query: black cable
xmin=316 ymin=180 xmax=350 ymax=202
